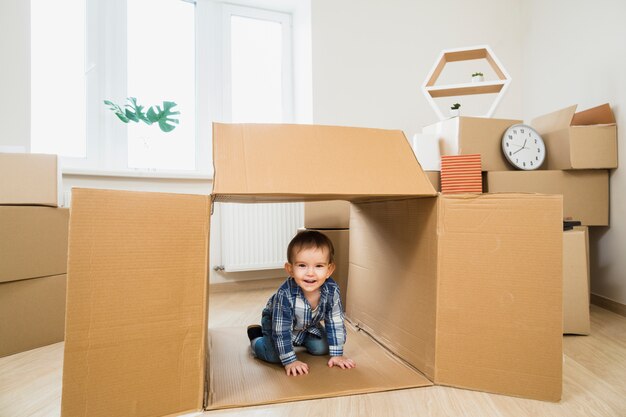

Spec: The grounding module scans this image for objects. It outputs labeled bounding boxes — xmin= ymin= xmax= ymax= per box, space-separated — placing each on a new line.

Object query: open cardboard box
xmin=531 ymin=103 xmax=617 ymax=170
xmin=61 ymin=124 xmax=563 ymax=417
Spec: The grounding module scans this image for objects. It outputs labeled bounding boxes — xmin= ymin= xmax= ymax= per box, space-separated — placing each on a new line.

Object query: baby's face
xmin=285 ymin=247 xmax=335 ymax=295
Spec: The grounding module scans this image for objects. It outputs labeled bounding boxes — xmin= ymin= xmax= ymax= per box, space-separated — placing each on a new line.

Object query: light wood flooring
xmin=1 ymin=285 xmax=625 ymax=417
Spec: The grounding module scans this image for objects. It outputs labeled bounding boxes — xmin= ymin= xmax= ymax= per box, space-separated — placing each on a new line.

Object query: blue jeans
xmin=252 ymin=314 xmax=329 ymax=364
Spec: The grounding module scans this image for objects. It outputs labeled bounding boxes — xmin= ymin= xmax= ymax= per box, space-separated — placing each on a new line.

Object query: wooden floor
xmin=1 ymin=285 xmax=625 ymax=417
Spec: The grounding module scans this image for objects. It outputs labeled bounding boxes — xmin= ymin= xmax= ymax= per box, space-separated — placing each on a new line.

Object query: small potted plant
xmin=471 ymin=72 xmax=484 ymax=83
xmin=450 ymin=103 xmax=461 ymax=117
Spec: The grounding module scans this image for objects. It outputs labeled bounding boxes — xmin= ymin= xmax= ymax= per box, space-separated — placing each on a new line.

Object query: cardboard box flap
xmin=434 ymin=194 xmax=563 ymax=401
xmin=61 ymin=188 xmax=210 ymax=417
xmin=571 ymin=103 xmax=616 ymax=126
xmin=531 ymin=105 xmax=577 ymax=134
xmin=212 ymin=123 xmax=436 ymax=202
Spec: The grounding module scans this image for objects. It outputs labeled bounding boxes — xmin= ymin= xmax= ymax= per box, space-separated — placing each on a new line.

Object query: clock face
xmin=502 ymin=124 xmax=546 ymax=170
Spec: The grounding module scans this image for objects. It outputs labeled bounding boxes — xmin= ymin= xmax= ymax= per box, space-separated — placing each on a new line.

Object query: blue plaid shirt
xmin=261 ymin=277 xmax=346 ymax=366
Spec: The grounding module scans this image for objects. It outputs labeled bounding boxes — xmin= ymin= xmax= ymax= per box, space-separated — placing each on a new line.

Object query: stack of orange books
xmin=440 ymin=154 xmax=483 ymax=194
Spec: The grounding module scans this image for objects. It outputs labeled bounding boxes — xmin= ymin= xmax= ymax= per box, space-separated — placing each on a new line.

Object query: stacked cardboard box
xmin=61 ymin=124 xmax=563 ymax=417
xmin=486 ymin=104 xmax=616 ymax=227
xmin=486 ymin=104 xmax=617 ymax=334
xmin=0 ymin=153 xmax=69 ymax=357
xmin=418 ymin=104 xmax=617 ymax=335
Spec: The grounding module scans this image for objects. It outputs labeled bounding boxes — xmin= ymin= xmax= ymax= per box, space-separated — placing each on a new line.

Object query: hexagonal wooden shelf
xmin=421 ymin=45 xmax=511 ymax=120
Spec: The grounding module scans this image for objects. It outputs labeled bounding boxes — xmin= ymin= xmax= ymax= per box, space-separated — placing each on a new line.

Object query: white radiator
xmin=219 ymin=202 xmax=304 ymax=272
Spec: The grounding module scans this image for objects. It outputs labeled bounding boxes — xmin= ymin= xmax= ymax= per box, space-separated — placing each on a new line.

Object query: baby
xmin=247 ymin=230 xmax=356 ymax=376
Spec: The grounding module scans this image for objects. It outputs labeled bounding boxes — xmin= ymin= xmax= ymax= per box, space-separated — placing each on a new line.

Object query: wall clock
xmin=501 ymin=124 xmax=546 ymax=170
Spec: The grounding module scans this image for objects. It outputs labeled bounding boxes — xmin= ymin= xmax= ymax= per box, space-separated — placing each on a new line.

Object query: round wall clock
xmin=501 ymin=124 xmax=546 ymax=170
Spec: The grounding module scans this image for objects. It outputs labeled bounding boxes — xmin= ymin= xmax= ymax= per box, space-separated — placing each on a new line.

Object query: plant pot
xmin=450 ymin=109 xmax=460 ymax=117
xmin=472 ymin=75 xmax=484 ymax=83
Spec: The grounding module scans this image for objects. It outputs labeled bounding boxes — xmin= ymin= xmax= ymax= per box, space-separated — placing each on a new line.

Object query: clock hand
xmin=512 ymin=147 xmax=525 ymax=155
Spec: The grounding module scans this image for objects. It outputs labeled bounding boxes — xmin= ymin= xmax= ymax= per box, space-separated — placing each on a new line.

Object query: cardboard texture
xmin=304 ymin=200 xmax=351 ymax=229
xmin=531 ymin=103 xmax=617 ymax=170
xmin=0 ymin=206 xmax=69 ymax=283
xmin=421 ymin=116 xmax=522 ymax=171
xmin=485 ymin=170 xmax=609 ymax=226
xmin=0 ymin=274 xmax=66 ymax=357
xmin=347 ymin=194 xmax=563 ymax=401
xmin=206 ymin=325 xmax=432 ymax=410
xmin=0 ymin=153 xmax=60 ymax=206
xmin=61 ymin=189 xmax=211 ymax=417
xmin=306 ymin=228 xmax=349 ymax=308
xmin=563 ymin=227 xmax=590 ymax=335
xmin=62 ymin=123 xmax=565 ymax=417
xmin=212 ymin=123 xmax=437 ymax=202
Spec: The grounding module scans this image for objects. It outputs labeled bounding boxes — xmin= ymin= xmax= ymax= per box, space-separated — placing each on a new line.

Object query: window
xmin=31 ymin=0 xmax=86 ymax=158
xmin=223 ymin=6 xmax=292 ymax=123
xmin=30 ymin=0 xmax=294 ymax=176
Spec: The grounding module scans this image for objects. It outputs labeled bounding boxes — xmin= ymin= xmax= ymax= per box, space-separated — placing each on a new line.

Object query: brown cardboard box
xmin=0 ymin=274 xmax=66 ymax=357
xmin=563 ymin=227 xmax=590 ymax=335
xmin=306 ymin=228 xmax=349 ymax=308
xmin=531 ymin=103 xmax=617 ymax=170
xmin=348 ymin=194 xmax=562 ymax=400
xmin=485 ymin=170 xmax=609 ymax=226
xmin=304 ymin=200 xmax=350 ymax=228
xmin=0 ymin=207 xmax=69 ymax=282
xmin=422 ymin=116 xmax=522 ymax=171
xmin=61 ymin=124 xmax=562 ymax=417
xmin=0 ymin=153 xmax=60 ymax=206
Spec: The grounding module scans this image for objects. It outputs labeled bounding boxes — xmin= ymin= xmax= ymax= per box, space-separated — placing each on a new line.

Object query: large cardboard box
xmin=348 ymin=194 xmax=562 ymax=400
xmin=61 ymin=124 xmax=563 ymax=417
xmin=0 ymin=274 xmax=66 ymax=357
xmin=563 ymin=227 xmax=590 ymax=335
xmin=485 ymin=170 xmax=609 ymax=226
xmin=304 ymin=200 xmax=350 ymax=228
xmin=0 ymin=153 xmax=60 ymax=206
xmin=421 ymin=116 xmax=522 ymax=171
xmin=0 ymin=206 xmax=69 ymax=282
xmin=531 ymin=103 xmax=617 ymax=170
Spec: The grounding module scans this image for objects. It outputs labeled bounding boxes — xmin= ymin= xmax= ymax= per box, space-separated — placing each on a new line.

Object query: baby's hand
xmin=328 ymin=356 xmax=356 ymax=369
xmin=285 ymin=360 xmax=309 ymax=376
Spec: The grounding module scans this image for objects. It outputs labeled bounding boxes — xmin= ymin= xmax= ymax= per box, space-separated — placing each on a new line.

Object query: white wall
xmin=0 ymin=0 xmax=29 ymax=151
xmin=310 ymin=0 xmax=524 ymax=134
xmin=521 ymin=0 xmax=626 ymax=305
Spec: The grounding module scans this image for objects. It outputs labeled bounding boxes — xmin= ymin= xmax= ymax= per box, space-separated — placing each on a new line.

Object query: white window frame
xmin=221 ymin=4 xmax=294 ymax=123
xmin=57 ymin=0 xmax=294 ymax=178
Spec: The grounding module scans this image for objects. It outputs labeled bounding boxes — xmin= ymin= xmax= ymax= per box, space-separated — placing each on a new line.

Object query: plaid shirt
xmin=262 ymin=277 xmax=346 ymax=366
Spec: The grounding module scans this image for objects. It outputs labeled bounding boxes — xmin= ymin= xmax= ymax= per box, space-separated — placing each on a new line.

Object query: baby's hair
xmin=287 ymin=230 xmax=335 ymax=264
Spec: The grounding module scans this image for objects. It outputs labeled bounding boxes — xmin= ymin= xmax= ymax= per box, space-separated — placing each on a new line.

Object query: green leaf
xmin=103 ymin=100 xmax=130 ymax=123
xmin=104 ymin=98 xmax=179 ymax=132
xmin=146 ymin=101 xmax=180 ymax=133
xmin=125 ymin=97 xmax=151 ymax=124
